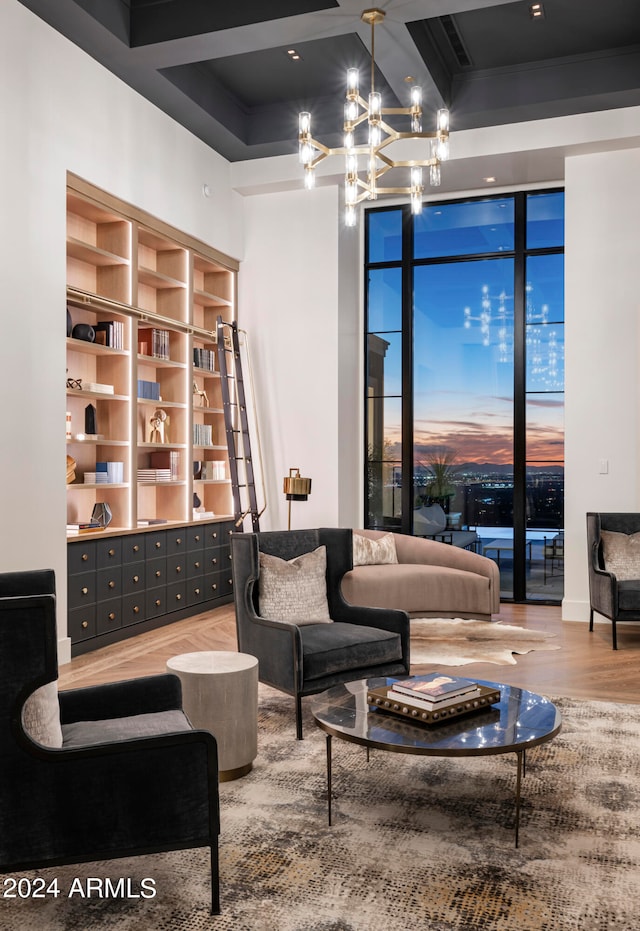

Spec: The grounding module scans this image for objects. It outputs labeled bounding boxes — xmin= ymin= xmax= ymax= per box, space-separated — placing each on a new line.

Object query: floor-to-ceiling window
xmin=365 ymin=191 xmax=564 ymax=603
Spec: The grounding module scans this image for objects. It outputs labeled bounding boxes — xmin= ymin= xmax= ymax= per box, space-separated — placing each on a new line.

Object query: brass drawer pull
xmin=155 ymin=599 xmax=161 ymax=607
xmin=108 ymin=612 xmax=116 ymax=621
xmin=81 ymin=553 xmax=88 ymax=562
xmin=195 ymin=588 xmax=200 ymax=595
xmin=81 ymin=620 xmax=89 ymax=629
xmin=108 ymin=548 xmax=115 ymax=557
xmin=176 ymin=593 xmax=182 ymax=601
xmin=155 ymin=570 xmax=162 ymax=578
xmin=108 ymin=580 xmax=115 ymax=589
xmin=155 ymin=541 xmax=161 ymax=549
xmin=194 ymin=561 xmax=200 ymax=569
xmin=211 ymin=583 xmax=217 ymax=591
xmin=81 ymin=587 xmax=88 ymax=595
xmin=133 ymin=544 xmax=140 ymax=553
xmin=133 ymin=605 xmax=140 ymax=614
xmin=176 ymin=566 xmax=182 ymax=574
xmin=195 ymin=534 xmax=200 ymax=542
xmin=133 ymin=575 xmax=139 ymax=583
xmin=211 ymin=558 xmax=217 ymax=566
xmin=176 ymin=537 xmax=182 ymax=545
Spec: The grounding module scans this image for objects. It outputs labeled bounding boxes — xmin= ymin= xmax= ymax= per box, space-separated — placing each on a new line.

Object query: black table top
xmin=310 ymin=677 xmax=562 ymax=757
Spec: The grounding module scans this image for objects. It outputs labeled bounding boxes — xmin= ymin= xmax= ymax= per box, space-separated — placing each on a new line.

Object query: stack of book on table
xmin=367 ymin=673 xmax=501 ymax=725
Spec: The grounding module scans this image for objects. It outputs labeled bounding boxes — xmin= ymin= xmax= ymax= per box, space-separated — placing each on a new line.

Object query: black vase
xmin=72 ymin=323 xmax=95 ymax=342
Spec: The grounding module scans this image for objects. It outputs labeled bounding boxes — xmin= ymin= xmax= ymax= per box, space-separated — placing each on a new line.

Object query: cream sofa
xmin=341 ymin=529 xmax=500 ymax=621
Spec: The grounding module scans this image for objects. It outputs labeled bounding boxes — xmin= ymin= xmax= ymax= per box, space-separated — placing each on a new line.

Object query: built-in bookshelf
xmin=66 ymin=175 xmax=238 ymax=538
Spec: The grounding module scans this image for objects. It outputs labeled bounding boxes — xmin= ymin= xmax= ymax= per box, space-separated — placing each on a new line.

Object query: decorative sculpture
xmin=149 ymin=409 xmax=169 ymax=444
xmin=193 ymin=381 xmax=209 ymax=408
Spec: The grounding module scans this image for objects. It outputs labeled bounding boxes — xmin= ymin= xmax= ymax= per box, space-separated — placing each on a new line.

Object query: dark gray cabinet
xmin=68 ymin=520 xmax=235 ymax=654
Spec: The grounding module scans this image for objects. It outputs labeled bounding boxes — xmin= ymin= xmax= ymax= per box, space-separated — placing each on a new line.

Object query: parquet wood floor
xmin=58 ymin=602 xmax=640 ymax=704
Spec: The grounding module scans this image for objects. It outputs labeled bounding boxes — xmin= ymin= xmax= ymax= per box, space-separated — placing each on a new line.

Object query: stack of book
xmin=137 ymin=468 xmax=172 ymax=483
xmin=367 ymin=673 xmax=501 ymax=725
xmin=94 ymin=320 xmax=124 ymax=349
xmin=150 ymin=450 xmax=180 ymax=479
xmin=83 ymin=381 xmax=114 ymax=395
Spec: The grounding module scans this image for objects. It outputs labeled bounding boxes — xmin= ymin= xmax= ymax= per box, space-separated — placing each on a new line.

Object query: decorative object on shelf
xmin=66 ymin=412 xmax=72 ymax=440
xmin=297 ymin=7 xmax=450 ymax=226
xmin=66 ymin=377 xmax=82 ymax=390
xmin=193 ymin=381 xmax=209 ymax=407
xmin=193 ymin=460 xmax=202 ymax=479
xmin=91 ymin=501 xmax=113 ymax=528
xmin=149 ymin=409 xmax=169 ymax=444
xmin=71 ymin=322 xmax=95 ymax=342
xmin=66 ymin=306 xmax=73 ymax=337
xmin=193 ymin=492 xmax=202 ymax=509
xmin=84 ymin=403 xmax=97 ymax=436
xmin=66 ymin=454 xmax=76 ymax=484
xmin=283 ymin=467 xmax=312 ymax=530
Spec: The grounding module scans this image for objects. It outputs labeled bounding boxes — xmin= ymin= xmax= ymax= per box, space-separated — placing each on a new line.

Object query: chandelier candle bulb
xmin=298 ymin=8 xmax=452 ymax=224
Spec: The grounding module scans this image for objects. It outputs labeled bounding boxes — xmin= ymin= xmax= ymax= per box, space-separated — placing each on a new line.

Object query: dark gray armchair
xmin=587 ymin=512 xmax=640 ymax=649
xmin=0 ymin=569 xmax=221 ymax=914
xmin=230 ymin=528 xmax=410 ymax=738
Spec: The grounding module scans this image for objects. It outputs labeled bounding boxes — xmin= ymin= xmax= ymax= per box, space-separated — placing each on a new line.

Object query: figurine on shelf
xmin=149 ymin=409 xmax=169 ymax=444
xmin=193 ymin=380 xmax=209 ymax=408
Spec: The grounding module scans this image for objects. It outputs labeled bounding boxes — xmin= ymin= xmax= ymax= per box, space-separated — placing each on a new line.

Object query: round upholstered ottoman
xmin=166 ymin=651 xmax=258 ymax=781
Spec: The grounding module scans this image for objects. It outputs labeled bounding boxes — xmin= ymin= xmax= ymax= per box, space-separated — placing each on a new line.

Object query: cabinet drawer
xmin=203 ymin=572 xmax=223 ymax=601
xmin=96 ymin=565 xmax=122 ymax=601
xmin=68 ymin=571 xmax=96 ymax=610
xmin=187 ymin=526 xmax=205 ymax=551
xmin=122 ymin=562 xmax=146 ymax=594
xmin=166 ymin=580 xmax=186 ymax=611
xmin=187 ymin=579 xmax=206 ymax=607
xmin=166 ymin=530 xmax=186 ymax=555
xmin=204 ymin=548 xmax=223 ymax=573
xmin=122 ymin=534 xmax=146 ymax=563
xmin=122 ymin=592 xmax=146 ymax=627
xmin=145 ymin=531 xmax=166 ymax=558
xmin=96 ymin=538 xmax=122 ymax=568
xmin=167 ymin=553 xmax=186 ymax=580
xmin=147 ymin=555 xmax=167 ymax=586
xmin=68 ymin=542 xmax=96 ymax=574
xmin=186 ymin=552 xmax=205 ymax=579
xmin=146 ymin=587 xmax=167 ymax=619
xmin=68 ymin=605 xmax=96 ymax=643
xmin=96 ymin=598 xmax=122 ymax=636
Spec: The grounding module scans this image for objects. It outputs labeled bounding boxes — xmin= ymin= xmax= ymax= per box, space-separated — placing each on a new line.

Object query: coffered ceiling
xmin=18 ymin=0 xmax=640 ymax=162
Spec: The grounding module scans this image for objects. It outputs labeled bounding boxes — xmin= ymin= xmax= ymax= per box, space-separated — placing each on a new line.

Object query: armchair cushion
xmin=22 ymin=681 xmax=63 ymax=748
xmin=601 ymin=530 xmax=640 ymax=580
xmin=258 ymin=545 xmax=331 ymax=624
xmin=353 ymin=531 xmax=398 ymax=566
xmin=301 ymin=622 xmax=402 ymax=681
xmin=62 ymin=709 xmax=192 ymax=748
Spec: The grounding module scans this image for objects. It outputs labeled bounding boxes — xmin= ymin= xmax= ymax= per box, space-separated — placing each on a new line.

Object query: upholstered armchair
xmin=587 ymin=512 xmax=640 ymax=649
xmin=230 ymin=528 xmax=410 ymax=739
xmin=0 ymin=570 xmax=221 ymax=914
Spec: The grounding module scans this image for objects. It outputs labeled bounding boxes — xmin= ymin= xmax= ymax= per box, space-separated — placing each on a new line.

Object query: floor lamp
xmin=283 ymin=467 xmax=312 ymax=530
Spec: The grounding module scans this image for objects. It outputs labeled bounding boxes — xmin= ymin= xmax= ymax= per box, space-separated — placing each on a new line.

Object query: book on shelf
xmin=83 ymin=381 xmax=114 ymax=394
xmin=67 ymin=521 xmax=101 ymax=532
xmin=392 ymin=674 xmax=478 ymax=702
xmin=137 ymin=518 xmax=169 ymax=526
xmin=137 ymin=379 xmax=161 ymax=401
xmin=150 ymin=450 xmax=180 ymax=479
xmin=138 ymin=327 xmax=170 ymax=361
xmin=193 ymin=347 xmax=215 ymax=372
xmin=94 ymin=320 xmax=124 ymax=349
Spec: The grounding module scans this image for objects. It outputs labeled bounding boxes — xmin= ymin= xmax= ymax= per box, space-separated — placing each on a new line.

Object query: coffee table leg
xmin=326 ymin=734 xmax=332 ymax=826
xmin=515 ymin=750 xmax=524 ymax=848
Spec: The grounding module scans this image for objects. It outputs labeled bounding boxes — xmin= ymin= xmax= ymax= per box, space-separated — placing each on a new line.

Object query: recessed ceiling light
xmin=286 ymin=49 xmax=303 ymax=61
xmin=529 ymin=2 xmax=545 ymax=19
xmin=483 ymin=177 xmax=496 ymax=183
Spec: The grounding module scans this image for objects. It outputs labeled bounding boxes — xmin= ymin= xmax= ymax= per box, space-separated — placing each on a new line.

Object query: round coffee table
xmin=166 ymin=651 xmax=258 ymax=781
xmin=311 ymin=677 xmax=561 ymax=847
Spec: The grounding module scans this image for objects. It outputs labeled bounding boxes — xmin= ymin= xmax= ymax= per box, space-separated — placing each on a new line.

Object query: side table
xmin=166 ymin=650 xmax=258 ymax=781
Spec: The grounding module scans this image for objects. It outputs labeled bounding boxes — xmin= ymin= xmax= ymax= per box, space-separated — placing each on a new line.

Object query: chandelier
xmin=298 ymin=8 xmax=450 ymax=226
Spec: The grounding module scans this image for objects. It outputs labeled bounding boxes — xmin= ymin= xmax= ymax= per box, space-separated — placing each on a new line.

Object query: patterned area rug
xmin=3 ymin=686 xmax=640 ymax=931
xmin=410 ymin=617 xmax=561 ymax=666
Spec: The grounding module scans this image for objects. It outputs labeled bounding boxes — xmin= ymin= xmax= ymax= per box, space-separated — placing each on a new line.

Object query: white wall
xmin=0 ymin=1 xmax=242 ymax=661
xmin=240 ymin=186 xmax=344 ymax=531
xmin=563 ymin=148 xmax=640 ymax=620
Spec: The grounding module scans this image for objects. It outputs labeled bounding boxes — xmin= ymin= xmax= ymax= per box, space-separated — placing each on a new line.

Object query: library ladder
xmin=216 ymin=317 xmax=265 ymax=532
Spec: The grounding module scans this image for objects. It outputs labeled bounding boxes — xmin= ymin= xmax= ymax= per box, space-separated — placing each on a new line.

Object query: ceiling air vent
xmin=439 ymin=14 xmax=472 ymax=68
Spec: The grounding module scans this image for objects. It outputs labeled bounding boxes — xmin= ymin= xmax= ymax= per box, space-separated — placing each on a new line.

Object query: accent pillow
xmin=601 ymin=530 xmax=640 ymax=581
xmin=259 ymin=545 xmax=332 ymax=625
xmin=22 ymin=681 xmax=63 ymax=748
xmin=353 ymin=532 xmax=398 ymax=567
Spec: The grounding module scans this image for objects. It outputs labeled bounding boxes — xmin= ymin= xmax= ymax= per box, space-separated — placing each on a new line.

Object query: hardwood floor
xmin=58 ymin=602 xmax=640 ymax=705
